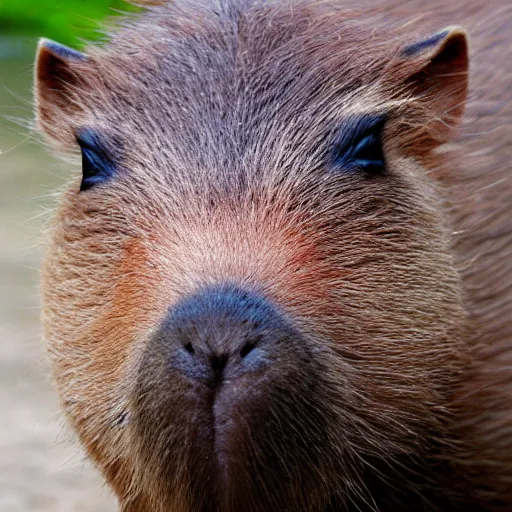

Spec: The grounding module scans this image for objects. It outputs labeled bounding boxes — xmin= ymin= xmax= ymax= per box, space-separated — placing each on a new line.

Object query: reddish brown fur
xmin=34 ymin=0 xmax=512 ymax=510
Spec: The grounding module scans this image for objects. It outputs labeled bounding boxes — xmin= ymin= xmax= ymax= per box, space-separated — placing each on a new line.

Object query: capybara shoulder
xmin=34 ymin=0 xmax=512 ymax=510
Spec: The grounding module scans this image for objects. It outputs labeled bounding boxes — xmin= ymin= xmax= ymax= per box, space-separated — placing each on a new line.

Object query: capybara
xmin=34 ymin=0 xmax=512 ymax=510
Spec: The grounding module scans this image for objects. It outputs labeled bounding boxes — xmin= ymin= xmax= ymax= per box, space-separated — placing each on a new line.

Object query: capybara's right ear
xmin=34 ymin=39 xmax=87 ymax=144
xmin=396 ymin=27 xmax=469 ymax=151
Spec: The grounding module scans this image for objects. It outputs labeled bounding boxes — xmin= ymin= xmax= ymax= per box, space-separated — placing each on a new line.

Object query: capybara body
xmin=34 ymin=0 xmax=512 ymax=510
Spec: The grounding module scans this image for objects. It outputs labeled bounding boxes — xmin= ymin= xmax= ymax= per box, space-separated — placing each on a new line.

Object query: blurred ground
xmin=0 ymin=38 xmax=116 ymax=512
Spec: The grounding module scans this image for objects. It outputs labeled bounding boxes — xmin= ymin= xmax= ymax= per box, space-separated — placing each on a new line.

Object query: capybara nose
xmin=151 ymin=284 xmax=294 ymax=384
xmin=135 ymin=285 xmax=325 ymax=510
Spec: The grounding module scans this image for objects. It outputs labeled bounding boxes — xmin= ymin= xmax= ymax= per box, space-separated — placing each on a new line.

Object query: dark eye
xmin=76 ymin=129 xmax=116 ymax=191
xmin=330 ymin=114 xmax=386 ymax=175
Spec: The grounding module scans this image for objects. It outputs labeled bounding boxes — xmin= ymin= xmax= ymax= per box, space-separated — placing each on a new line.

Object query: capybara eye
xmin=331 ymin=114 xmax=386 ymax=175
xmin=76 ymin=129 xmax=116 ymax=191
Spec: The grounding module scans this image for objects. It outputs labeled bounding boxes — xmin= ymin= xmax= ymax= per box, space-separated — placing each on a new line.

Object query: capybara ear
xmin=34 ymin=39 xmax=87 ymax=145
xmin=398 ymin=26 xmax=469 ymax=149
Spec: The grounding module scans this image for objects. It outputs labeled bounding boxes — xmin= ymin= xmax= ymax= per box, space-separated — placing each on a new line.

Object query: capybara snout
xmin=145 ymin=284 xmax=304 ymax=384
xmin=132 ymin=285 xmax=332 ymax=511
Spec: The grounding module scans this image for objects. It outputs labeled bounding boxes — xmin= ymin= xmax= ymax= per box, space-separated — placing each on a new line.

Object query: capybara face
xmin=35 ymin=1 xmax=470 ymax=510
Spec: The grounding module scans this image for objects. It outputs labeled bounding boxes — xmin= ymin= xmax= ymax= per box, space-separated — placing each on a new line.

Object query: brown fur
xmin=34 ymin=0 xmax=512 ymax=510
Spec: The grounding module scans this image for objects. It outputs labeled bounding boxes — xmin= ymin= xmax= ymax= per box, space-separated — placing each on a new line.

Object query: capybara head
xmin=35 ymin=0 xmax=470 ymax=510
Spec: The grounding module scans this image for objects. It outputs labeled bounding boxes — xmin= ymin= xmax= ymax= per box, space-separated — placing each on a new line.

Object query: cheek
xmin=42 ymin=233 xmax=171 ymax=468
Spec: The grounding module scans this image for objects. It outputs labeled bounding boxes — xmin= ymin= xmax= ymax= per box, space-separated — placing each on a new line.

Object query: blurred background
xmin=0 ymin=1 xmax=138 ymax=510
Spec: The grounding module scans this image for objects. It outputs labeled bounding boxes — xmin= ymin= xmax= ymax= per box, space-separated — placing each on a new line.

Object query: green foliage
xmin=0 ymin=0 xmax=139 ymax=47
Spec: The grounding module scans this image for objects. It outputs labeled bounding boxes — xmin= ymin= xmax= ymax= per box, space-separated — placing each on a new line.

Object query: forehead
xmin=80 ymin=1 xmax=399 ymax=165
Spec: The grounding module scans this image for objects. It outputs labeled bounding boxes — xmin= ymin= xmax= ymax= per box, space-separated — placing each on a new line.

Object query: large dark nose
xmin=151 ymin=284 xmax=297 ymax=384
xmin=134 ymin=285 xmax=329 ymax=512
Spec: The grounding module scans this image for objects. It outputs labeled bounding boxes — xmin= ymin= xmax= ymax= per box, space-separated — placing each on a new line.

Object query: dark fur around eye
xmin=76 ymin=129 xmax=116 ymax=191
xmin=330 ymin=115 xmax=387 ymax=175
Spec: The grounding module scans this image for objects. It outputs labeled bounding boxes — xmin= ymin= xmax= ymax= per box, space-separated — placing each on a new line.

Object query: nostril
xmin=184 ymin=342 xmax=195 ymax=355
xmin=240 ymin=340 xmax=258 ymax=359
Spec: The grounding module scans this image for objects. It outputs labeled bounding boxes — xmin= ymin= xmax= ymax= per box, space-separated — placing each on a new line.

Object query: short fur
xmin=34 ymin=0 xmax=512 ymax=510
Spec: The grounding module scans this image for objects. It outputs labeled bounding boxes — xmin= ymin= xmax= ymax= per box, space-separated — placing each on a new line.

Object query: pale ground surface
xmin=0 ymin=43 xmax=117 ymax=511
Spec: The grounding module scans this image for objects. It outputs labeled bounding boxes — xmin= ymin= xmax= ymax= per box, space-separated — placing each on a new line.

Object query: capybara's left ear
xmin=399 ymin=26 xmax=469 ymax=148
xmin=34 ymin=39 xmax=88 ymax=144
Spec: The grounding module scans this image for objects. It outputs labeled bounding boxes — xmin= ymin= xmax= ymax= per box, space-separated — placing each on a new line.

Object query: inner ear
xmin=35 ymin=39 xmax=87 ymax=144
xmin=409 ymin=28 xmax=468 ymax=117
xmin=420 ymin=30 xmax=468 ymax=77
xmin=399 ymin=27 xmax=469 ymax=150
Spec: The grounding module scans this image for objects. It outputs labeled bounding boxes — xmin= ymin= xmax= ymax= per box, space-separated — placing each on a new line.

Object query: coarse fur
xmin=34 ymin=0 xmax=512 ymax=510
